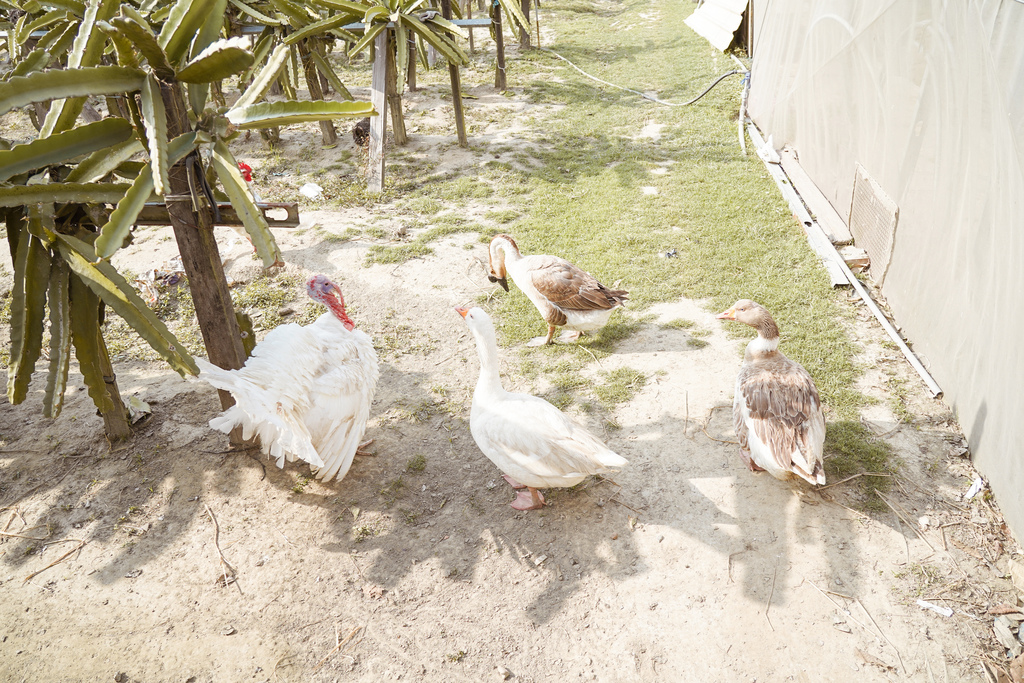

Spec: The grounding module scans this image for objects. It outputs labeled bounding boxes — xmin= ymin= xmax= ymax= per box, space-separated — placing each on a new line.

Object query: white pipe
xmin=747 ymin=121 xmax=943 ymax=399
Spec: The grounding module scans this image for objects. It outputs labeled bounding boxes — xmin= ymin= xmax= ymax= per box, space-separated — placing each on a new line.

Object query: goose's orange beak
xmin=716 ymin=306 xmax=736 ymax=321
xmin=455 ymin=306 xmax=470 ymax=318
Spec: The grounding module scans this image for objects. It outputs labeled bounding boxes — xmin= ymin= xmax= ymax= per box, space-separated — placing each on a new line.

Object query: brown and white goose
xmin=487 ymin=234 xmax=628 ymax=346
xmin=716 ymin=299 xmax=826 ymax=486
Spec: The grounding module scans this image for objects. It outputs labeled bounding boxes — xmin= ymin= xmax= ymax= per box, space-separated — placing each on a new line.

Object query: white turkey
xmin=458 ymin=306 xmax=628 ymax=510
xmin=487 ymin=234 xmax=628 ymax=346
xmin=716 ymin=299 xmax=826 ymax=485
xmin=195 ymin=275 xmax=379 ymax=483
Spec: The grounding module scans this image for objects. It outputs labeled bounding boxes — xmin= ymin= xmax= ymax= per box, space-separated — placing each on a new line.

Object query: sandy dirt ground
xmin=3 ymin=41 xmax=1024 ymax=683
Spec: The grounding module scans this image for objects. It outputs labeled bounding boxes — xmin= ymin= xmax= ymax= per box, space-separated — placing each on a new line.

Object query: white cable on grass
xmin=539 ymin=46 xmax=747 ymax=107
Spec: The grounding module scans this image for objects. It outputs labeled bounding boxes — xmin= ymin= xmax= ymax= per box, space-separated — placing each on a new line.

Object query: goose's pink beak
xmin=455 ymin=306 xmax=469 ymax=319
xmin=716 ymin=306 xmax=736 ymax=321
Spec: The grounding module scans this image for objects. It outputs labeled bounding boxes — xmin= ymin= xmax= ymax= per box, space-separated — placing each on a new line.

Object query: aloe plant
xmin=1 ymin=0 xmax=376 ymax=440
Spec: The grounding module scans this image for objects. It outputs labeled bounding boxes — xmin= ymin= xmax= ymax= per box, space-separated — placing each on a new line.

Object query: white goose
xmin=487 ymin=234 xmax=628 ymax=346
xmin=717 ymin=299 xmax=826 ymax=485
xmin=457 ymin=306 xmax=628 ymax=510
xmin=195 ymin=275 xmax=379 ymax=483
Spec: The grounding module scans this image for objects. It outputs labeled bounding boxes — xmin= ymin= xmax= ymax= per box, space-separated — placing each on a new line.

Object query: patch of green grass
xmin=104 ymin=281 xmax=206 ymax=360
xmin=317 ymin=226 xmax=361 ymax=243
xmin=406 ymin=453 xmax=427 ymax=472
xmin=232 ymin=274 xmax=299 ymax=310
xmin=484 ymin=208 xmax=520 ymax=224
xmin=373 ymin=316 xmax=437 ymax=359
xmin=440 ymin=176 xmax=493 ymax=200
xmin=546 ymin=393 xmax=575 ymax=410
xmin=432 ymin=213 xmax=467 ymax=228
xmin=380 ymin=477 xmax=405 ymax=507
xmin=400 ymin=508 xmax=419 ymax=525
xmin=686 ymin=338 xmax=709 ymax=349
xmin=660 ymin=318 xmax=695 ymax=330
xmin=824 ymin=421 xmax=899 ymax=512
xmin=366 ymin=241 xmax=435 ymax=264
xmin=885 ymin=376 xmax=913 ymax=424
xmin=406 ymin=197 xmax=444 ymax=215
xmin=551 ymin=370 xmax=589 ymax=393
xmin=365 ymin=221 xmax=482 ymax=265
xmin=892 ymin=563 xmax=943 ymax=598
xmin=231 ymin=274 xmax=304 ymax=331
xmin=291 ymin=475 xmax=311 ymax=494
xmin=445 ymin=650 xmax=467 ymax=663
xmin=593 ymin=367 xmax=647 ymax=407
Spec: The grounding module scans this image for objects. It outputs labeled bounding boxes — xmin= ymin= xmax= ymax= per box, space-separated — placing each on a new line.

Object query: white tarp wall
xmin=746 ymin=1 xmax=1024 ymax=539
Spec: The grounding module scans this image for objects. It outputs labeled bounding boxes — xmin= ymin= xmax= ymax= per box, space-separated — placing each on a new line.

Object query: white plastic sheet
xmin=746 ymin=0 xmax=1024 ymax=542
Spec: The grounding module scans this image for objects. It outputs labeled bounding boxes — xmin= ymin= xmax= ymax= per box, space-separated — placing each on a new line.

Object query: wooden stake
xmin=441 ymin=0 xmax=468 ymax=147
xmin=158 ymin=81 xmax=248 ymax=444
xmin=493 ymin=3 xmax=507 ymax=91
xmin=368 ymin=30 xmax=389 ymax=194
xmin=466 ymin=0 xmax=475 ymax=52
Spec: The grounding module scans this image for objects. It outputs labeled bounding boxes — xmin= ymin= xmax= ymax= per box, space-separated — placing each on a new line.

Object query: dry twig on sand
xmin=312 ymin=625 xmax=364 ymax=673
xmin=856 ymin=598 xmax=907 ymax=675
xmin=765 ymin=562 xmax=777 ymax=631
xmin=817 ymin=472 xmax=892 ymax=491
xmin=877 ymin=490 xmax=936 ymax=553
xmin=204 ymin=505 xmax=239 ymax=592
xmin=701 ymin=405 xmax=739 ymax=445
xmin=24 ymin=539 xmax=86 ymax=582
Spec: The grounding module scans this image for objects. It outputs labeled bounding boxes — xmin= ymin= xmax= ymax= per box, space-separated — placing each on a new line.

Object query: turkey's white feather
xmin=197 ymin=311 xmax=378 ymax=483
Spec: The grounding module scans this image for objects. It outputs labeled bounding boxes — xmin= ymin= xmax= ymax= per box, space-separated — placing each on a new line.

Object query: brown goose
xmin=716 ymin=299 xmax=826 ymax=485
xmin=487 ymin=234 xmax=628 ymax=346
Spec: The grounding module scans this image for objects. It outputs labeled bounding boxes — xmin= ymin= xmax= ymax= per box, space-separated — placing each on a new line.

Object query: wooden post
xmin=385 ymin=33 xmax=408 ymax=146
xmin=519 ymin=0 xmax=531 ymax=48
xmin=158 ymin=81 xmax=248 ymax=444
xmin=368 ymin=30 xmax=389 ymax=193
xmin=298 ymin=39 xmax=338 ymax=147
xmin=441 ymin=0 xmax=468 ymax=147
xmin=466 ymin=0 xmax=475 ymax=53
xmin=493 ymin=2 xmax=507 ymax=91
